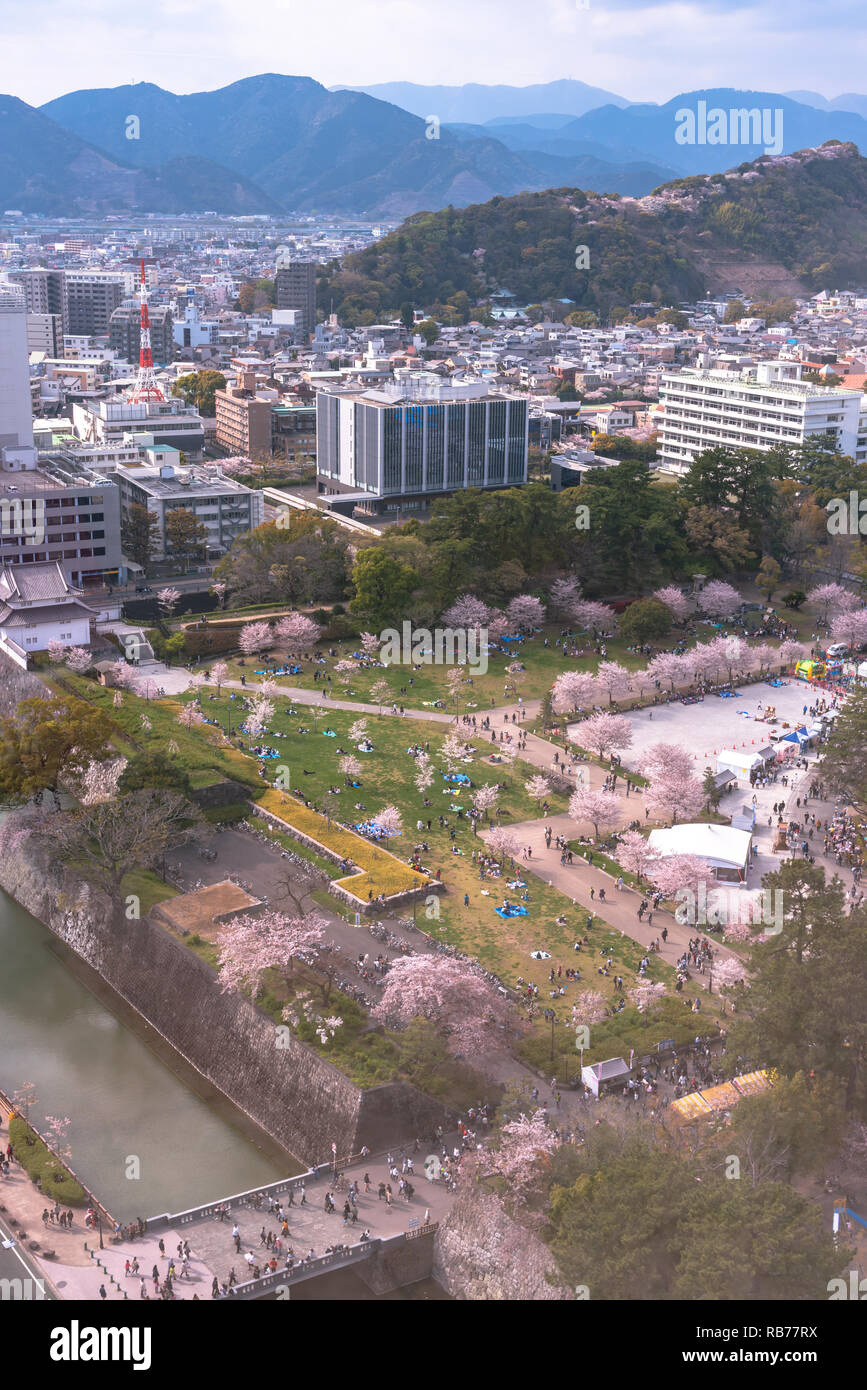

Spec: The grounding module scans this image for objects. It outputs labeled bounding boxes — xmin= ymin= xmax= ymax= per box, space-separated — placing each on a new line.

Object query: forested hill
xmin=319 ymin=142 xmax=867 ymax=322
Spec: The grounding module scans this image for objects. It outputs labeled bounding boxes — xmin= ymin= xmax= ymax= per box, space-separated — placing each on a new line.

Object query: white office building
xmin=657 ymin=362 xmax=863 ymax=475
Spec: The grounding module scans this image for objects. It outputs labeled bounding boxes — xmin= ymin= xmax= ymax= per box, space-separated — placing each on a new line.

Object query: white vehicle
xmin=826 ymin=642 xmax=849 ymax=658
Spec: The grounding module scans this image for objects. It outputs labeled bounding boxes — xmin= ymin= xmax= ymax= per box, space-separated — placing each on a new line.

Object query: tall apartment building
xmin=658 ymin=362 xmax=864 ymax=474
xmin=0 ymin=283 xmax=37 ymax=466
xmin=64 ymin=272 xmax=126 ymax=336
xmin=26 ymin=312 xmax=63 ymax=357
xmin=214 ymin=371 xmax=274 ymax=456
xmin=275 ymin=260 xmax=317 ymax=341
xmin=109 ymin=303 xmax=174 ymax=365
xmin=9 ymin=268 xmax=67 ymax=330
xmin=316 ymin=375 xmax=529 ymax=515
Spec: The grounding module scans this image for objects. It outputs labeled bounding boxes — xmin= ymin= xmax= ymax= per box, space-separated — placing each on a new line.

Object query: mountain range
xmin=3 ymin=75 xmax=867 ymax=217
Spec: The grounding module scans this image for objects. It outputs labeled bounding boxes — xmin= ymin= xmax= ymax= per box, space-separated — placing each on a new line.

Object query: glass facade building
xmin=316 ymin=388 xmax=528 ymax=506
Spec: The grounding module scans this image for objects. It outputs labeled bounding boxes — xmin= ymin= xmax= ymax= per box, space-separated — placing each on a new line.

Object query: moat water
xmin=0 ymin=889 xmax=290 ymax=1220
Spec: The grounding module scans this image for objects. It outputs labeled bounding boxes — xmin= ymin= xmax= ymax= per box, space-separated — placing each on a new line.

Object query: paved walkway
xmin=183 ymin=1151 xmax=456 ymax=1291
xmin=0 ymin=1107 xmax=214 ymax=1302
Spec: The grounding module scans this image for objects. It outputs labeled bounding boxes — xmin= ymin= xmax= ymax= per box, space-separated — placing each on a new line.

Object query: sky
xmin=5 ymin=0 xmax=867 ymax=107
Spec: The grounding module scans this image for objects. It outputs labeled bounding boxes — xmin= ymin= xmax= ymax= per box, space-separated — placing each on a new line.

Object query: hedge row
xmin=8 ymin=1116 xmax=87 ymax=1205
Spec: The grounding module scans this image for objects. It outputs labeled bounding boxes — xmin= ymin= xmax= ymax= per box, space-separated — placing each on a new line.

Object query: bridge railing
xmin=224 ymin=1224 xmax=440 ymax=1300
xmin=145 ymin=1150 xmax=389 ymax=1230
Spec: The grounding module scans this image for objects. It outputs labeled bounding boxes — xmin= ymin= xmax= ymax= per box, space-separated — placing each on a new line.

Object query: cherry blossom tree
xmin=348 ymin=719 xmax=369 ymax=744
xmin=570 ymin=989 xmax=609 ymax=1026
xmin=573 ymin=599 xmax=616 ymax=633
xmin=646 ymin=651 xmax=687 ymax=692
xmin=339 ymin=754 xmax=363 ymax=783
xmin=167 ymin=739 xmax=180 ymax=758
xmin=61 ymin=756 xmax=127 ymax=806
xmin=176 ymin=703 xmax=205 ymax=730
xmin=615 ymin=829 xmax=660 ymax=883
xmin=112 ymin=690 xmax=124 ymax=708
xmin=630 ymin=982 xmax=667 ymax=1013
xmin=595 ymin=660 xmax=631 ymax=706
xmin=472 ymin=782 xmax=499 ymax=823
xmin=569 ymin=786 xmax=622 ymax=840
xmin=282 ymin=989 xmax=344 ymax=1044
xmin=47 ymin=640 xmax=67 ymax=665
xmin=653 ymin=586 xmax=689 ymax=623
xmin=807 ymin=583 xmax=859 ymax=622
xmin=217 ymin=911 xmax=327 ymax=998
xmin=414 ymin=751 xmax=434 ymax=796
xmin=372 ymin=954 xmax=513 ymax=1055
xmin=64 ymin=647 xmax=92 ymax=674
xmin=210 ymin=580 xmax=228 ymax=610
xmin=506 ymin=594 xmax=545 ymax=632
xmin=360 ymin=631 xmax=381 ymax=661
xmin=645 ymin=770 xmax=705 ymax=825
xmin=110 ymin=661 xmax=141 ymax=692
xmin=373 ymin=804 xmax=403 ymax=846
xmin=552 ymin=670 xmax=596 ymax=715
xmin=498 ymin=741 xmax=518 ymax=782
xmin=575 ymin=711 xmax=633 ymax=761
xmin=258 ymin=677 xmax=278 ymax=699
xmin=487 ymin=825 xmax=521 ymax=863
xmin=442 ymin=594 xmax=490 ymax=628
xmin=490 ymin=1110 xmax=558 ymax=1199
xmin=369 ymin=678 xmax=391 ymax=715
xmin=45 ymin=1115 xmax=73 ymax=1164
xmin=239 ymin=621 xmax=272 ymax=656
xmin=638 ymin=742 xmax=694 ymax=783
xmin=209 ymin=660 xmax=229 ymax=695
xmin=700 ymin=580 xmax=740 ymax=619
xmin=446 ymin=667 xmax=466 ymax=711
xmin=486 ymin=608 xmax=510 ymax=644
xmin=334 ymin=658 xmax=359 ymax=693
xmin=777 ymin=639 xmax=810 ymax=669
xmin=245 ymin=697 xmax=275 ymax=738
xmin=749 ymin=643 xmax=776 ymax=674
xmin=830 ymin=608 xmax=867 ymax=649
xmin=157 ymin=586 xmax=182 ymax=617
xmin=525 ymin=775 xmax=552 ymax=807
xmin=648 ymin=853 xmax=715 ymax=899
xmin=439 ymin=729 xmax=468 ymax=774
xmin=275 ymin=612 xmax=321 ymax=654
xmin=713 ymin=957 xmax=748 ymax=991
xmin=549 ymin=576 xmax=582 ymax=618
xmin=140 ymin=714 xmax=153 ymax=733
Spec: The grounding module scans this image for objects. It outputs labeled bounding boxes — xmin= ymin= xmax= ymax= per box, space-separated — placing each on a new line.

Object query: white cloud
xmin=6 ymin=0 xmax=867 ymax=108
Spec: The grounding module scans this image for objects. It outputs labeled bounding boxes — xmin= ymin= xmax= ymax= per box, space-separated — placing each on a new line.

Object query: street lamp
xmin=98 ymin=1212 xmax=104 ymax=1250
xmin=411 ymin=878 xmax=420 ymax=926
xmin=543 ymin=1008 xmax=556 ymax=1065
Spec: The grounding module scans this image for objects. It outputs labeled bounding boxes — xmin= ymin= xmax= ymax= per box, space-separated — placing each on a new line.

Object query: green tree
xmin=121 ymin=503 xmax=159 ymax=572
xmin=755 ymin=555 xmax=782 ymax=602
xmin=117 ymin=751 xmax=193 ymax=798
xmin=673 ymin=1180 xmax=844 ymax=1300
xmin=723 ymin=299 xmax=747 ymax=323
xmin=702 ymin=766 xmax=722 ymax=811
xmin=350 ymin=547 xmax=418 ymax=629
xmin=164 ymin=507 xmax=209 ymax=571
xmin=0 ymin=697 xmax=115 ymax=806
xmin=417 ymin=318 xmax=439 ymax=346
xmin=399 ymin=301 xmax=415 ymax=332
xmin=171 ymin=370 xmax=227 ymax=417
xmin=618 ymin=597 xmax=672 ymax=644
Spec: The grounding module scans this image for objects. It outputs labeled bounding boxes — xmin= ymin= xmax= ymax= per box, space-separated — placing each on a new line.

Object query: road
xmin=0 ymin=1212 xmax=54 ymax=1301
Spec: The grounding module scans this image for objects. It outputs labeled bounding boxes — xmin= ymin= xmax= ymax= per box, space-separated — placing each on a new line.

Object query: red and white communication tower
xmin=127 ymin=258 xmax=165 ymax=403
